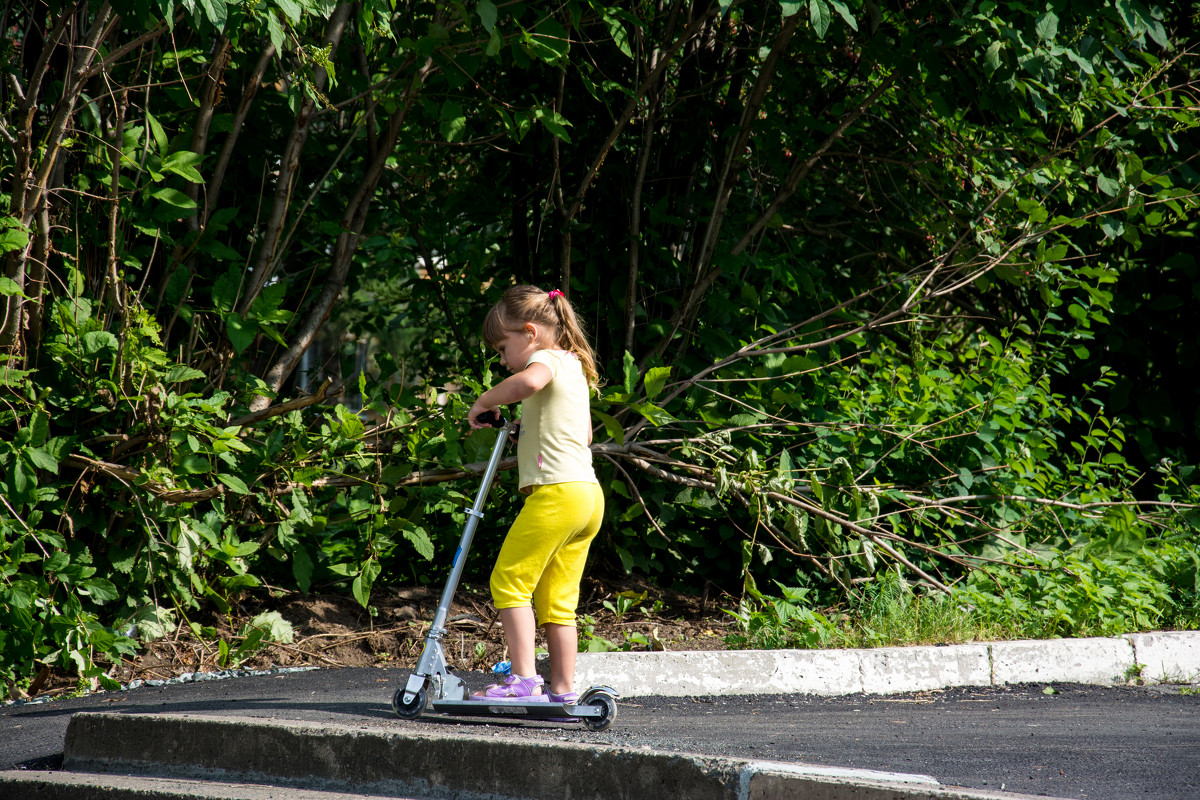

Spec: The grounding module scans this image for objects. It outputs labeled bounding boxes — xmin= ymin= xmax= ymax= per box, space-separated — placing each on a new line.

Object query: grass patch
xmin=723 ymin=564 xmax=1200 ymax=651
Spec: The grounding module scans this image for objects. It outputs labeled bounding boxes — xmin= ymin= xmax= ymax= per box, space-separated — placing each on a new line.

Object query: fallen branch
xmin=228 ymin=377 xmax=340 ymax=427
xmin=64 ymin=454 xmax=224 ymax=503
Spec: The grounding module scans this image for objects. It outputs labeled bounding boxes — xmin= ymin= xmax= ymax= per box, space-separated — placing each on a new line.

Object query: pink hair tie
xmin=547 ymin=289 xmax=564 ymax=300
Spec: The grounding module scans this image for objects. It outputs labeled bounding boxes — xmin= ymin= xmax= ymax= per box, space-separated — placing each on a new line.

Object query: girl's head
xmin=483 ymin=285 xmax=599 ymax=387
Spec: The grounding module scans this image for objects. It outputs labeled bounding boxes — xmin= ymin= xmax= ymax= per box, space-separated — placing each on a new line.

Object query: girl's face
xmin=494 ymin=325 xmax=540 ymax=373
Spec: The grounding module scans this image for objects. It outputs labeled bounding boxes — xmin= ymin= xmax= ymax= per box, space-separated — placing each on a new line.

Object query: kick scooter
xmin=392 ymin=411 xmax=618 ymax=731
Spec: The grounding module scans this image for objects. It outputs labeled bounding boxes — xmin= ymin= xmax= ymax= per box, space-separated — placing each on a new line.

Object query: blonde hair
xmin=483 ymin=285 xmax=600 ymax=388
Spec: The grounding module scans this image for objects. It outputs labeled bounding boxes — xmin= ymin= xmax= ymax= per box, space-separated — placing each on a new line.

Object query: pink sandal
xmin=546 ymin=689 xmax=581 ymax=722
xmin=474 ymin=673 xmax=549 ymax=701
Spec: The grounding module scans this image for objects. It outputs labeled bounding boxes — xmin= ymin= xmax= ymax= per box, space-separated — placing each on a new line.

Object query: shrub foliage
xmin=2 ymin=0 xmax=1198 ymax=690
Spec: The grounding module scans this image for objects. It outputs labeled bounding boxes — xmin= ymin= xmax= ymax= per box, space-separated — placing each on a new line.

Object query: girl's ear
xmin=524 ymin=322 xmax=538 ymax=339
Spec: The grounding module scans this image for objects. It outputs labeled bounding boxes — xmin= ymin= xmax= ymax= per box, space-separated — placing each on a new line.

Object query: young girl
xmin=467 ymin=285 xmax=603 ymax=705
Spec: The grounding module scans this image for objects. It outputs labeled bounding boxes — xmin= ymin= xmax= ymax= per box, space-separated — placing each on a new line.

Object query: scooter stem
xmin=427 ymin=424 xmax=509 ymax=640
xmin=406 ymin=417 xmax=510 ymax=702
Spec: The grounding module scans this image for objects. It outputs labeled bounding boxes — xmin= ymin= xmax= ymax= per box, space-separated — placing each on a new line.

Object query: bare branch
xmin=206 ymin=44 xmax=276 ymax=221
xmin=64 ymin=454 xmax=225 ymax=504
xmin=251 ymin=55 xmax=438 ymax=410
xmin=240 ymin=2 xmax=353 ymax=316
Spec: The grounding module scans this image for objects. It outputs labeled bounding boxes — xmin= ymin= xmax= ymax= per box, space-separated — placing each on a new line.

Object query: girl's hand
xmin=468 ymin=402 xmax=499 ymax=429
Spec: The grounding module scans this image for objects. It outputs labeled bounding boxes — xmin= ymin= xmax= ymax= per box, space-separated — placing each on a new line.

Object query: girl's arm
xmin=468 ymin=362 xmax=553 ymax=428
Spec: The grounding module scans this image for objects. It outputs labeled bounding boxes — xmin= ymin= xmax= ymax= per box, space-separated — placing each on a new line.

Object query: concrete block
xmin=0 ymin=770 xmax=396 ymax=800
xmin=54 ymin=713 xmax=1071 ymax=800
xmin=64 ymin=712 xmax=743 ymax=800
xmin=745 ymin=767 xmax=1059 ymax=800
xmin=990 ymin=637 xmax=1134 ymax=686
xmin=576 ymin=650 xmax=863 ymax=698
xmin=1125 ymin=631 xmax=1200 ymax=684
xmin=762 ymin=650 xmax=864 ymax=696
xmin=860 ymin=644 xmax=992 ymax=695
xmin=744 ymin=761 xmax=941 ymax=800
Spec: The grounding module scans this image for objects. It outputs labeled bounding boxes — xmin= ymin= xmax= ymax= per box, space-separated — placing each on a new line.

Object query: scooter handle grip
xmin=476 ymin=410 xmax=507 ymax=428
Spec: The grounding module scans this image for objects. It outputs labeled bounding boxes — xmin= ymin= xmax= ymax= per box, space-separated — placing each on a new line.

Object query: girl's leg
xmin=533 ymin=483 xmax=605 ymax=697
xmin=544 ymin=623 xmax=577 ymax=696
xmin=489 ymin=487 xmax=568 ymax=687
xmin=500 ymin=606 xmax=540 ymax=684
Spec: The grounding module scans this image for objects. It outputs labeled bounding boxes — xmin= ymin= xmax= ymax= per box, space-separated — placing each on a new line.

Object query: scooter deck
xmin=431 ymin=698 xmax=602 ymax=720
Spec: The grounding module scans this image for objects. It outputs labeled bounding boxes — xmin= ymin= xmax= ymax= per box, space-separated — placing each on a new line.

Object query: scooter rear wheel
xmin=581 ymin=692 xmax=617 ymax=731
xmin=392 ymin=685 xmax=429 ymax=719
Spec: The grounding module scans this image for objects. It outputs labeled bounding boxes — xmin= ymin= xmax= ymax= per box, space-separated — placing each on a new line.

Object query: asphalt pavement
xmin=3 ymin=659 xmax=1198 ymax=800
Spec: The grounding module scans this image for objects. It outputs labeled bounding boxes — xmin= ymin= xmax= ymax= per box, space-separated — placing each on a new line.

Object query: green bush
xmin=958 ymin=532 xmax=1200 ymax=639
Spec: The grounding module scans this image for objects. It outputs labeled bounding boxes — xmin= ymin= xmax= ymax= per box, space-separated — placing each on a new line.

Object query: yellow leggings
xmin=490 ymin=482 xmax=605 ymax=627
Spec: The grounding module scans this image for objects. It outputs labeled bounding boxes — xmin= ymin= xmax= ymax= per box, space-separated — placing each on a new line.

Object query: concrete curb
xmin=56 ymin=712 xmax=1067 ymax=800
xmin=0 ymin=770 xmax=402 ymax=800
xmin=572 ymin=631 xmax=1200 ymax=698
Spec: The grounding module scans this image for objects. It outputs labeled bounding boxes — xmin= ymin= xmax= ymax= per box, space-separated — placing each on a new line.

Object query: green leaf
xmin=402 ymin=526 xmax=435 ymax=560
xmin=808 ymin=0 xmax=829 ymax=38
xmin=643 ymin=366 xmax=671 ymax=400
xmin=82 ymin=331 xmax=119 ymax=355
xmin=242 ymin=610 xmax=295 ymax=643
xmin=529 ymin=17 xmax=570 ymax=63
xmin=211 ymin=269 xmax=242 ymax=313
xmin=225 ymin=313 xmax=256 ymax=354
xmin=1064 ymin=48 xmax=1095 ymax=75
xmin=197 ymin=0 xmax=227 ymax=30
xmin=217 ymin=473 xmax=251 ymax=494
xmin=79 ymin=578 xmax=119 ymax=603
xmin=485 ymin=27 xmax=503 ymax=56
xmin=0 ymin=217 xmax=31 ymax=256
xmin=0 ymin=277 xmax=26 ymax=297
xmin=352 ymin=560 xmax=380 ymax=607
xmin=195 ymin=236 xmax=242 ymax=262
xmin=826 ymin=0 xmax=856 ymax=29
xmin=1018 ymin=198 xmax=1048 ymax=223
xmin=146 ymin=112 xmax=168 ymax=155
xmin=1136 ymin=7 xmax=1168 ymax=48
xmin=1034 ymin=11 xmax=1058 ymax=43
xmin=779 ymin=1 xmax=802 ymax=17
xmin=629 ymin=401 xmax=675 ymax=427
xmin=274 ymin=0 xmax=302 ymax=24
xmin=29 ymin=410 xmax=50 ymax=447
xmin=537 ymin=110 xmax=572 ymax=143
xmin=151 ymin=187 xmax=197 ymax=210
xmin=622 ymin=350 xmax=636 ymax=394
xmin=166 ymin=365 xmax=206 ymax=383
xmin=292 ymin=547 xmax=314 ymax=593
xmin=983 ymin=41 xmax=1003 ymax=75
xmin=25 ymin=447 xmax=59 ymax=474
xmin=476 ymin=0 xmax=497 ymax=33
xmin=1096 ymin=173 xmax=1120 ymax=196
xmin=266 ymin=10 xmax=285 ymax=53
xmin=603 ymin=13 xmax=633 ymax=57
xmin=179 ymin=453 xmax=210 ymax=474
xmin=161 ymin=150 xmax=204 ymax=183
xmin=592 ymin=408 xmax=624 ymax=445
xmin=293 ymin=466 xmax=322 ymax=487
xmin=440 ymin=101 xmax=466 ymax=142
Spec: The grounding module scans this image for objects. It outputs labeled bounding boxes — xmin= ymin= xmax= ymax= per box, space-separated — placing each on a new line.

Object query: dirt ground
xmin=70 ymin=576 xmax=739 ymax=695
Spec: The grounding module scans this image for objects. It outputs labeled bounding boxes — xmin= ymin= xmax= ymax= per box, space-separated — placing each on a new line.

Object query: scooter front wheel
xmin=392 ymin=684 xmax=429 ymax=719
xmin=581 ymin=692 xmax=617 ymax=731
